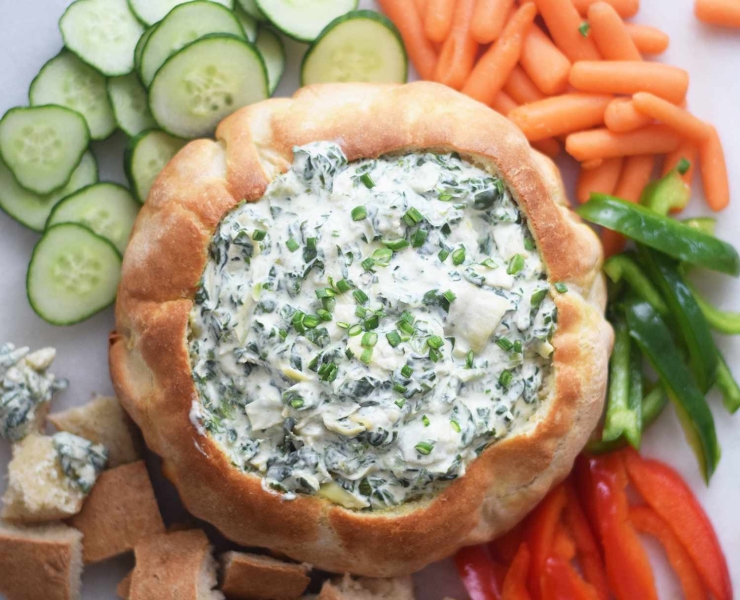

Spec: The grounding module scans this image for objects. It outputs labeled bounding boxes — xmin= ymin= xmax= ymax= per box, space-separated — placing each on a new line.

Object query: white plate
xmin=0 ymin=1 xmax=738 ymax=598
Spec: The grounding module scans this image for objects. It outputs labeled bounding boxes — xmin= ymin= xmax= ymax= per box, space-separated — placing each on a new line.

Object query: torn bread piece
xmin=117 ymin=570 xmax=133 ymax=600
xmin=2 ymin=433 xmax=106 ymax=523
xmin=220 ymin=551 xmax=311 ymax=600
xmin=130 ymin=529 xmax=224 ymax=600
xmin=319 ymin=575 xmax=416 ymax=600
xmin=69 ymin=460 xmax=165 ymax=563
xmin=48 ymin=395 xmax=142 ymax=468
xmin=0 ymin=520 xmax=83 ymax=600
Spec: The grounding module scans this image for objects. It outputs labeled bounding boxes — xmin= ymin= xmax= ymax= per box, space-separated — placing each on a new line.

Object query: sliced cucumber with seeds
xmin=237 ymin=0 xmax=266 ymax=21
xmin=60 ymin=0 xmax=144 ymax=77
xmin=0 ymin=151 xmax=98 ymax=232
xmin=255 ymin=27 xmax=285 ymax=94
xmin=29 ymin=51 xmax=116 ymax=141
xmin=127 ymin=0 xmax=234 ymax=26
xmin=140 ymin=1 xmax=245 ymax=87
xmin=125 ymin=129 xmax=186 ymax=202
xmin=27 ymin=223 xmax=122 ymax=326
xmin=0 ymin=106 xmax=90 ymax=195
xmin=135 ymin=25 xmax=157 ymax=79
xmin=302 ymin=11 xmax=407 ymax=86
xmin=149 ymin=34 xmax=267 ymax=139
xmin=107 ymin=74 xmax=156 ymax=136
xmin=255 ymin=0 xmax=358 ymax=42
xmin=234 ymin=4 xmax=258 ymax=42
xmin=46 ymin=183 xmax=140 ymax=254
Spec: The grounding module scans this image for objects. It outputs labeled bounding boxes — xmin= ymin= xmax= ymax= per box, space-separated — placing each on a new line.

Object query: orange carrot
xmin=533 ymin=137 xmax=563 ymax=158
xmin=614 ymin=154 xmax=655 ymax=202
xmin=462 ymin=3 xmax=538 ymax=104
xmin=625 ymin=23 xmax=670 ymax=55
xmin=425 ymin=0 xmax=457 ymax=42
xmin=576 ymin=157 xmax=623 ymax=203
xmin=508 ymin=93 xmax=612 ymax=141
xmin=504 ymin=65 xmax=547 ymax=105
xmin=492 ymin=90 xmax=519 ymax=115
xmin=533 ymin=0 xmax=601 ymax=61
xmin=520 ymin=25 xmax=572 ymax=95
xmin=572 ymin=0 xmax=639 ymax=17
xmin=663 ymin=140 xmax=697 ymax=184
xmin=632 ymin=92 xmax=712 ymax=142
xmin=604 ymin=98 xmax=653 ymax=133
xmin=695 ymin=0 xmax=740 ymax=27
xmin=472 ymin=0 xmax=516 ymax=43
xmin=565 ymin=125 xmax=682 ymax=161
xmin=588 ymin=2 xmax=641 ymax=60
xmin=493 ymin=91 xmax=562 ymax=154
xmin=699 ymin=125 xmax=730 ymax=211
xmin=434 ymin=0 xmax=478 ymax=89
xmin=378 ymin=0 xmax=438 ymax=80
xmin=569 ymin=61 xmax=689 ymax=103
xmin=415 ymin=0 xmax=429 ymax=15
xmin=582 ymin=159 xmax=604 ymax=170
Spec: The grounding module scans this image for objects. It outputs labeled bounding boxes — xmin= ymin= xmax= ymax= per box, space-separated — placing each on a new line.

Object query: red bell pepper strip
xmin=502 ymin=543 xmax=532 ymax=600
xmin=629 ymin=505 xmax=708 ymax=600
xmin=585 ymin=453 xmax=658 ymax=600
xmin=525 ymin=485 xmax=568 ymax=599
xmin=455 ymin=545 xmax=507 ymax=600
xmin=551 ymin=524 xmax=576 ymax=562
xmin=623 ymin=449 xmax=732 ymax=600
xmin=541 ymin=556 xmax=600 ymax=600
xmin=490 ymin=523 xmax=526 ymax=565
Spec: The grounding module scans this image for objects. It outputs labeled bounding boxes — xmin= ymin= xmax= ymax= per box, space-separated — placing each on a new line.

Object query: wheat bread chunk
xmin=319 ymin=575 xmax=415 ymax=600
xmin=220 ymin=551 xmax=311 ymax=599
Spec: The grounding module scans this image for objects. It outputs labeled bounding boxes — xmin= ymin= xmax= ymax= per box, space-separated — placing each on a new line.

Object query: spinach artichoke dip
xmin=189 ymin=143 xmax=558 ymax=510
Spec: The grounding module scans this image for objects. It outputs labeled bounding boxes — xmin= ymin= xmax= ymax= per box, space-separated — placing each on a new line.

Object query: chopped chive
xmin=507 ymin=254 xmax=525 ymax=275
xmin=554 ymin=282 xmax=568 ymax=293
xmin=386 ymin=331 xmax=402 ymax=347
xmin=317 ymin=309 xmax=332 ymax=322
xmin=466 ymin=350 xmax=474 ymax=369
xmin=290 ymin=397 xmax=305 ymax=409
xmin=441 ymin=223 xmax=452 ymax=236
xmin=306 ymin=237 xmax=317 ymax=250
xmin=524 ymin=237 xmax=535 ymax=251
xmin=401 ymin=364 xmax=413 ymax=378
xmin=384 ymin=238 xmax=410 ymax=251
xmin=531 ymin=288 xmax=548 ymax=308
xmin=427 ymin=335 xmax=444 ymax=349
xmin=360 ymin=173 xmax=375 ymax=189
xmin=513 ymin=340 xmax=522 ymax=354
xmin=393 ymin=383 xmax=407 ymax=394
xmin=497 ymin=337 xmax=514 ymax=351
xmin=438 ymin=193 xmax=453 ymax=202
xmin=308 ymin=355 xmax=320 ymax=372
xmin=361 ymin=257 xmax=375 ymax=271
xmin=355 ymin=306 xmax=367 ymax=318
xmin=351 ymin=206 xmax=367 ymax=221
xmin=345 ymin=348 xmax=355 ymax=359
xmin=337 ymin=321 xmax=350 ymax=329
xmin=361 ymin=332 xmax=378 ymax=347
xmin=403 ymin=207 xmax=423 ymax=226
xmin=286 ymin=237 xmax=300 ymax=252
xmin=442 ymin=289 xmax=456 ymax=304
xmin=372 ymin=248 xmax=393 ymax=266
xmin=415 ymin=441 xmax=434 ymax=455
xmin=353 ymin=289 xmax=369 ymax=304
xmin=360 ymin=348 xmax=373 ymax=364
xmin=348 ymin=324 xmax=363 ymax=336
xmin=316 ymin=287 xmax=336 ymax=299
xmin=451 ymin=420 xmax=461 ymax=433
xmin=319 ymin=363 xmax=338 ymax=382
xmin=278 ymin=329 xmax=288 ymax=340
xmin=578 ymin=21 xmax=590 ymax=36
xmin=252 ymin=229 xmax=267 ymax=241
xmin=336 ymin=278 xmax=352 ymax=293
xmin=499 ymin=369 xmax=513 ymax=388
xmin=398 ymin=320 xmax=415 ymax=335
xmin=677 ymin=158 xmax=691 ymax=175
xmin=429 ymin=347 xmax=441 ymax=362
xmin=481 ymin=258 xmax=498 ymax=269
xmin=422 ymin=415 xmax=430 ymax=427
xmin=322 ymin=297 xmax=336 ymax=312
xmin=411 ymin=228 xmax=428 ymax=248
xmin=292 ymin=311 xmax=306 ymax=333
xmin=438 ymin=248 xmax=450 ymax=262
xmin=452 ymin=247 xmax=466 ymax=266
xmin=395 ymin=398 xmax=406 ymax=409
xmin=303 ymin=314 xmax=320 ymax=329
xmin=359 ymin=478 xmax=372 ymax=496
xmin=400 ymin=310 xmax=414 ymax=324
xmin=363 ymin=314 xmax=380 ymax=330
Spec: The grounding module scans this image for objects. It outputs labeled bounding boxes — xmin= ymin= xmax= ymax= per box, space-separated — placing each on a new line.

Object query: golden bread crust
xmin=110 ymin=82 xmax=611 ymax=577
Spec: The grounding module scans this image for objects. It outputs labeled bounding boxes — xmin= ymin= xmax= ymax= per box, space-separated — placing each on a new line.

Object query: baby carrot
xmin=520 ymin=24 xmax=572 ymax=95
xmin=533 ymin=0 xmax=601 ymax=61
xmin=588 ymin=2 xmax=641 ymax=60
xmin=415 ymin=0 xmax=429 ymax=15
xmin=625 ymin=24 xmax=670 ymax=55
xmin=582 ymin=159 xmax=605 ymax=170
xmin=493 ymin=91 xmax=562 ymax=154
xmin=472 ymin=0 xmax=516 ymax=43
xmin=699 ymin=126 xmax=730 ymax=211
xmin=565 ymin=125 xmax=682 ymax=161
xmin=508 ymin=93 xmax=612 ymax=141
xmin=576 ymin=157 xmax=624 ymax=203
xmin=695 ymin=0 xmax=740 ymax=28
xmin=604 ymin=98 xmax=653 ymax=133
xmin=425 ymin=0 xmax=457 ymax=42
xmin=462 ymin=3 xmax=538 ymax=105
xmin=632 ymin=92 xmax=712 ymax=142
xmin=569 ymin=61 xmax=689 ymax=103
xmin=663 ymin=140 xmax=697 ymax=184
xmin=434 ymin=0 xmax=478 ymax=89
xmin=504 ymin=65 xmax=546 ymax=105
xmin=492 ymin=90 xmax=519 ymax=115
xmin=572 ymin=0 xmax=639 ymax=18
xmin=378 ymin=0 xmax=438 ymax=80
xmin=614 ymin=154 xmax=655 ymax=203
xmin=533 ymin=138 xmax=564 ymax=158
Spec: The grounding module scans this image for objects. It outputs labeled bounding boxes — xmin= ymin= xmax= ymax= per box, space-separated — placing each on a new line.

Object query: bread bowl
xmin=110 ymin=82 xmax=611 ymax=577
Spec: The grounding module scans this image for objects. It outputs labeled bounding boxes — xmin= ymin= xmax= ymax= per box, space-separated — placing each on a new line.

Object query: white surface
xmin=0 ymin=1 xmax=738 ymax=598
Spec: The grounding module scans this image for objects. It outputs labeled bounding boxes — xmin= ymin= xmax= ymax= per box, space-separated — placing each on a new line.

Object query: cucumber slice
xmin=255 ymin=0 xmax=358 ymax=42
xmin=27 ymin=223 xmax=122 ymax=326
xmin=234 ymin=4 xmax=258 ymax=42
xmin=140 ymin=1 xmax=245 ymax=87
xmin=125 ymin=129 xmax=186 ymax=202
xmin=0 ymin=106 xmax=90 ymax=195
xmin=127 ymin=0 xmax=234 ymax=26
xmin=255 ymin=28 xmax=285 ymax=94
xmin=301 ymin=11 xmax=407 ymax=86
xmin=149 ymin=34 xmax=268 ymax=139
xmin=135 ymin=25 xmax=157 ymax=78
xmin=107 ymin=74 xmax=156 ymax=136
xmin=46 ymin=183 xmax=140 ymax=254
xmin=0 ymin=151 xmax=98 ymax=232
xmin=237 ymin=0 xmax=266 ymax=21
xmin=60 ymin=0 xmax=145 ymax=77
xmin=29 ymin=51 xmax=116 ymax=141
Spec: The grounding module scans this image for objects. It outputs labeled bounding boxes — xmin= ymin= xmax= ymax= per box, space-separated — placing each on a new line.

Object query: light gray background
xmin=0 ymin=1 xmax=738 ymax=598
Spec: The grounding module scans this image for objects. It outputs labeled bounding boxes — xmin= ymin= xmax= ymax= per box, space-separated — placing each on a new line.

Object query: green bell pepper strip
xmin=640 ymin=171 xmax=690 ymax=216
xmin=638 ymin=246 xmax=718 ymax=392
xmin=683 ymin=217 xmax=717 ymax=236
xmin=625 ymin=297 xmax=720 ymax=483
xmin=684 ymin=280 xmax=740 ymax=335
xmin=588 ymin=384 xmax=668 ymax=454
xmin=578 ymin=195 xmax=740 ymax=276
xmin=603 ymin=254 xmax=668 ymax=315
xmin=716 ymin=350 xmax=740 ymax=414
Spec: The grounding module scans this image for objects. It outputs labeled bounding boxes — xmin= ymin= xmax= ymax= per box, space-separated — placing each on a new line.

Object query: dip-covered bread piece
xmin=110 ymin=82 xmax=612 ymax=577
